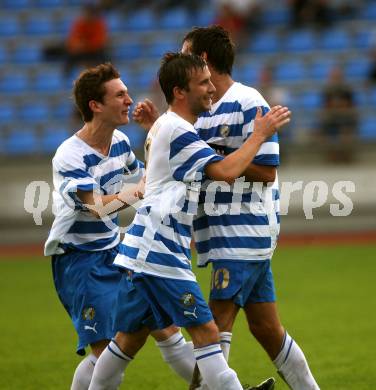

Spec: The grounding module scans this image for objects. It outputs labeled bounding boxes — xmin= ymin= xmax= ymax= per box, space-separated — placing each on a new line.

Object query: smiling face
xmin=184 ymin=65 xmax=215 ymax=116
xmin=97 ymin=78 xmax=133 ymax=127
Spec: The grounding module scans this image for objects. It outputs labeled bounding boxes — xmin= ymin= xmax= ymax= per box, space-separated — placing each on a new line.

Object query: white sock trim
xmin=108 ymin=340 xmax=132 ymax=361
xmin=156 ymin=331 xmax=184 ymax=348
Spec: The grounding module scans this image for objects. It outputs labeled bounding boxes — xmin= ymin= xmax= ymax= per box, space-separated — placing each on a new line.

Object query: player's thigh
xmin=209 ymin=299 xmax=240 ymax=332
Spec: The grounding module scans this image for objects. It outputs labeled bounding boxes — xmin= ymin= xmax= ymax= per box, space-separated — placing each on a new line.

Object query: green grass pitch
xmin=0 ymin=244 xmax=375 ymax=389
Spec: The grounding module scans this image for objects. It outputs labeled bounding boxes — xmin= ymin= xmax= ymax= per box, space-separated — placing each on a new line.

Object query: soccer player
xmin=98 ymin=52 xmax=290 ymax=390
xmin=44 ymin=63 xmax=194 ymax=390
xmin=134 ymin=26 xmax=319 ymax=390
xmin=182 ymin=26 xmax=319 ymax=390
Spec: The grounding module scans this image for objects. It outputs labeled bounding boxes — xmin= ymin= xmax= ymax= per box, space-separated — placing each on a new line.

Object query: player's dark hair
xmin=158 ymin=52 xmax=207 ymax=104
xmin=73 ymin=63 xmax=120 ymax=122
xmin=183 ymin=25 xmax=235 ymax=75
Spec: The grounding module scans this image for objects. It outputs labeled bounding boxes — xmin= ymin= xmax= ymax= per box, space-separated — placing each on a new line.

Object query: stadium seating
xmin=2 ymin=0 xmax=30 ymax=9
xmin=248 ymin=31 xmax=280 ymax=54
xmin=33 ymin=68 xmax=65 ymax=92
xmin=0 ymin=71 xmax=30 ymax=94
xmin=310 ymin=58 xmax=336 ymax=80
xmin=1 ymin=1 xmax=375 ymax=157
xmin=320 ymin=29 xmax=352 ymax=51
xmin=19 ymin=102 xmax=50 ymax=122
xmin=6 ymin=129 xmax=39 ymax=154
xmin=359 ymin=117 xmax=376 ymax=139
xmin=126 ymin=9 xmax=156 ymax=31
xmin=0 ymin=44 xmax=9 ymax=64
xmin=119 ymin=125 xmax=146 ymax=150
xmin=41 ymin=127 xmax=70 ymax=152
xmin=24 ymin=15 xmax=56 ymax=35
xmin=345 ymin=57 xmax=370 ymax=79
xmin=0 ymin=104 xmax=15 ymax=123
xmin=0 ymin=16 xmax=21 ymax=37
xmin=12 ymin=42 xmax=42 ymax=64
xmin=159 ymin=8 xmax=191 ymax=30
xmin=275 ymin=60 xmax=307 ymax=82
xmin=284 ymin=30 xmax=317 ymax=52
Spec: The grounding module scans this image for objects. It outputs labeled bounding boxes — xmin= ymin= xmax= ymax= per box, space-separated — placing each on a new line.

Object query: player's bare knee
xmin=213 ymin=313 xmax=234 ymax=332
xmin=187 ymin=320 xmax=219 ymax=347
xmin=114 ymin=328 xmax=149 ymax=357
xmin=151 ymin=324 xmax=180 ymax=342
xmin=90 ymin=339 xmax=109 ymax=357
xmin=209 ymin=300 xmax=239 ymax=332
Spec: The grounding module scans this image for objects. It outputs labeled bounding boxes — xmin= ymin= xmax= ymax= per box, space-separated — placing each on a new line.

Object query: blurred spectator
xmin=258 ymin=65 xmax=290 ymax=107
xmin=213 ymin=0 xmax=262 ymax=47
xmin=98 ymin=0 xmax=151 ymax=13
xmin=257 ymin=65 xmax=292 ymax=156
xmin=63 ymin=3 xmax=109 ymax=77
xmin=368 ymin=47 xmax=376 ymax=84
xmin=330 ymin=0 xmax=358 ymax=20
xmin=99 ymin=0 xmax=201 ymax=17
xmin=154 ymin=0 xmax=201 ymax=17
xmin=318 ymin=66 xmax=358 ymax=163
xmin=289 ymin=0 xmax=333 ymax=29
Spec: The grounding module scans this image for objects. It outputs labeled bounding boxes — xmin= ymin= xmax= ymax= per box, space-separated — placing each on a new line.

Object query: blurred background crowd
xmin=0 ymin=0 xmax=375 ymax=244
xmin=0 ymin=0 xmax=375 ymax=161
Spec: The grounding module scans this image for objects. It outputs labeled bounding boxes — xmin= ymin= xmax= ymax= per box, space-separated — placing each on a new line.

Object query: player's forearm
xmin=242 ymin=163 xmax=276 ymax=183
xmin=77 ymin=186 xmax=142 ymax=218
xmin=205 ymin=133 xmax=265 ymax=183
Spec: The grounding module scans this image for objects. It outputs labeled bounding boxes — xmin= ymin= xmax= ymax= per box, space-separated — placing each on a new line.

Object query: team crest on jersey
xmin=180 ymin=292 xmax=195 ymax=307
xmin=220 ymin=125 xmax=230 ymax=137
xmin=82 ymin=307 xmax=96 ymax=320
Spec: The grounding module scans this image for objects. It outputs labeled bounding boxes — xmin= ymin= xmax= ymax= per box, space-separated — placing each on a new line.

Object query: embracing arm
xmin=76 ymin=177 xmax=145 ymax=218
xmin=242 ymin=163 xmax=276 ymax=183
xmin=205 ymin=106 xmax=289 ymax=183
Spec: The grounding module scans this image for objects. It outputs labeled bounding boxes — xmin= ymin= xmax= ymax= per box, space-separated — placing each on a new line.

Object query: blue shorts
xmin=112 ymin=270 xmax=159 ymax=333
xmin=52 ymin=246 xmax=121 ymax=355
xmin=209 ymin=260 xmax=276 ymax=306
xmin=129 ymin=273 xmax=213 ymax=330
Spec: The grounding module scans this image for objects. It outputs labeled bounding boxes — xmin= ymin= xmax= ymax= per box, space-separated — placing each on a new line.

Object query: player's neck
xmin=170 ymin=106 xmax=197 ymax=125
xmin=77 ymin=122 xmax=114 ymax=156
xmin=210 ymin=72 xmax=234 ymax=104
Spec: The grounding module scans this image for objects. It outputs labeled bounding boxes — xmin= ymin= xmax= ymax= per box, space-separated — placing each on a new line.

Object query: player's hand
xmin=253 ymin=105 xmax=291 ymax=140
xmin=133 ymin=176 xmax=146 ymax=200
xmin=132 ymin=99 xmax=160 ymax=131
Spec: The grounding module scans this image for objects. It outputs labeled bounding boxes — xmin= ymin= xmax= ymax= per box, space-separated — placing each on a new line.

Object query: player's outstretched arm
xmin=132 ymin=98 xmax=160 ymax=131
xmin=205 ymin=106 xmax=290 ymax=183
xmin=77 ymin=177 xmax=145 ymax=218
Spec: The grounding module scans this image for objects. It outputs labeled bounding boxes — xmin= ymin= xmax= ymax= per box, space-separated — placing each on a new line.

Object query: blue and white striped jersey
xmin=114 ymin=111 xmax=223 ymax=281
xmin=193 ymin=82 xmax=280 ymax=266
xmin=44 ymin=130 xmax=142 ymax=255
